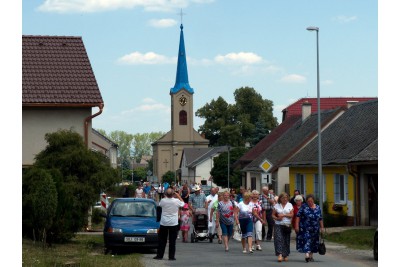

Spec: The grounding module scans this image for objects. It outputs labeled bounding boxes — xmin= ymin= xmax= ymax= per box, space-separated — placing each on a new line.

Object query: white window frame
xmin=334 ymin=173 xmax=348 ymax=204
xmin=295 ymin=173 xmax=306 ymax=196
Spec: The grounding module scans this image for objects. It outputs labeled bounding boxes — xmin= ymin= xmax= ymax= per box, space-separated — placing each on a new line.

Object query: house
xmin=235 ymin=97 xmax=377 ymax=193
xmin=179 ymin=146 xmax=229 ymax=186
xmin=91 ymin=129 xmax=118 ymax=168
xmin=241 ymin=105 xmax=344 ymax=194
xmin=285 ymin=100 xmax=378 ymax=226
xmin=22 ymin=35 xmax=104 ymax=167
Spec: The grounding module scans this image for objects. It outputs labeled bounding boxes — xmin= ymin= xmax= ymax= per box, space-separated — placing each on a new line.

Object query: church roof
xmin=170 ymin=24 xmax=194 ymax=94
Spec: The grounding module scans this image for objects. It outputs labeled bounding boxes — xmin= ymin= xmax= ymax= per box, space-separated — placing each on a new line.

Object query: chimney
xmin=347 ymin=101 xmax=359 ymax=109
xmin=302 ymin=101 xmax=312 ymax=121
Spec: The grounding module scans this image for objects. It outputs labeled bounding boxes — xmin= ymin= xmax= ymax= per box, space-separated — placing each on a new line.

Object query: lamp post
xmin=227 ymin=146 xmax=231 ymax=190
xmin=307 ymin=26 xmax=323 ymax=210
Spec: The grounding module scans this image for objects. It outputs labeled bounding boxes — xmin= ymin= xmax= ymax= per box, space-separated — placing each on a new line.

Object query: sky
xmin=21 ymin=0 xmax=379 ymax=135
xmin=5 ymin=1 xmax=400 ymax=262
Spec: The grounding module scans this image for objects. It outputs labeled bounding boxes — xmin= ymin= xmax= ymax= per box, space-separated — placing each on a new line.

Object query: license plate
xmin=124 ymin=237 xmax=145 ymax=242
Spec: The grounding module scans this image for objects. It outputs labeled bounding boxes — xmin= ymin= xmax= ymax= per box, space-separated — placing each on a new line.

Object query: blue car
xmin=102 ymin=198 xmax=160 ymax=254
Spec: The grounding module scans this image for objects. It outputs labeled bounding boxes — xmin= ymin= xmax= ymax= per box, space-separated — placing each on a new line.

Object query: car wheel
xmin=104 ymin=247 xmax=110 ymax=255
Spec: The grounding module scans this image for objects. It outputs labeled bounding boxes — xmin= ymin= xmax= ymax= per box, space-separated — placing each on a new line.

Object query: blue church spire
xmin=170 ymin=24 xmax=194 ymax=94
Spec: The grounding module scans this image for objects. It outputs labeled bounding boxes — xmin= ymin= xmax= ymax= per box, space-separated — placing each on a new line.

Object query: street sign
xmin=147 ymin=170 xmax=152 ymax=176
xmin=261 ymin=173 xmax=271 ymax=184
xmin=259 ymin=159 xmax=273 ymax=172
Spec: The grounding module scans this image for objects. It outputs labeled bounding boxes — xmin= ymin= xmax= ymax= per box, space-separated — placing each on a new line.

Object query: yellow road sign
xmin=260 ymin=159 xmax=273 ymax=172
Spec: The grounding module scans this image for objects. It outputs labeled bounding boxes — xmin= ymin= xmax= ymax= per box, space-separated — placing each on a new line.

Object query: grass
xmin=325 ymin=229 xmax=375 ymax=250
xmin=22 ymin=235 xmax=144 ymax=267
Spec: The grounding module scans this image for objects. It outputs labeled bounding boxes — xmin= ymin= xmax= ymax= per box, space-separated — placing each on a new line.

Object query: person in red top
xmin=292 ymin=195 xmax=304 ymax=227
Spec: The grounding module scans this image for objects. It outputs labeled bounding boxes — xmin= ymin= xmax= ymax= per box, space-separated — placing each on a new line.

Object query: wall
xmin=22 ymin=107 xmax=91 ymax=166
xmin=289 ymin=166 xmax=355 ymax=216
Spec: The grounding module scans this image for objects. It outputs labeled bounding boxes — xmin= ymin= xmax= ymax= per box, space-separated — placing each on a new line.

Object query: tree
xmin=132 ymin=132 xmax=164 ymax=163
xmin=210 ymin=147 xmax=248 ymax=189
xmin=22 ymin=168 xmax=57 ymax=245
xmin=196 ymin=87 xmax=278 ymax=147
xmin=22 ymin=129 xmax=119 ymax=243
xmin=162 ymin=171 xmax=176 ymax=185
xmin=133 ymin=167 xmax=147 ymax=181
xmin=108 ymin=130 xmax=134 ymax=160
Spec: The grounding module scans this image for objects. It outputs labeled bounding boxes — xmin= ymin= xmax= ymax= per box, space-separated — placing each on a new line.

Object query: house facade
xmin=285 ymin=100 xmax=378 ymax=226
xmin=179 ymin=146 xmax=228 ymax=185
xmin=91 ymin=129 xmax=118 ymax=169
xmin=22 ymin=35 xmax=104 ymax=167
xmin=235 ymin=97 xmax=377 ymax=194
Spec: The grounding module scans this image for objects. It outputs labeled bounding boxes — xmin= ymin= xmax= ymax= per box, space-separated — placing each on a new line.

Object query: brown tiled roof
xmin=22 ymin=35 xmax=103 ymax=106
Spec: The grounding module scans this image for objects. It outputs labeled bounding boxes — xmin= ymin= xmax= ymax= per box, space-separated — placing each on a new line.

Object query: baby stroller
xmin=191 ymin=208 xmax=213 ymax=243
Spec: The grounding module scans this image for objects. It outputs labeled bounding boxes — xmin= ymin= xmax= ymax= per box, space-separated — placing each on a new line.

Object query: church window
xmin=179 ymin=110 xmax=187 ymax=125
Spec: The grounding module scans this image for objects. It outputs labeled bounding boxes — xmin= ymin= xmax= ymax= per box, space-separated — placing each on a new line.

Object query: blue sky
xmin=21 ymin=0 xmax=379 ymax=135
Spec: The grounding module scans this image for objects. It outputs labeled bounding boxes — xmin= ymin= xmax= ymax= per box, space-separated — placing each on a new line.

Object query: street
xmin=141 ymin=234 xmax=377 ymax=267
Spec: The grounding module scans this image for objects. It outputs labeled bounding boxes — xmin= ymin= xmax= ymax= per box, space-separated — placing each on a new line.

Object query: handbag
xmin=233 ymin=224 xmax=242 ymax=242
xmin=318 ymin=231 xmax=326 ymax=255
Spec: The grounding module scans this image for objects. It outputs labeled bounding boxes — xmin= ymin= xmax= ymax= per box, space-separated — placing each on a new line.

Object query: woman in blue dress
xmin=294 ymin=194 xmax=325 ymax=262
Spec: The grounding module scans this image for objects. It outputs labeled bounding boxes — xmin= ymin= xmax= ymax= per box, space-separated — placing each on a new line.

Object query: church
xmin=151 ymin=24 xmax=209 ymax=182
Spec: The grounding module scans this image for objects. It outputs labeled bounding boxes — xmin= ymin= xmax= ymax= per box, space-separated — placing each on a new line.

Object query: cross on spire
xmin=178 ymin=9 xmax=186 ymax=24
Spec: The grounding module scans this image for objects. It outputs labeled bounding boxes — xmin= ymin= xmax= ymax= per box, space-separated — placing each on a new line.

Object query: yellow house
xmin=289 ymin=166 xmax=355 ymax=224
xmin=285 ymin=100 xmax=377 ymax=226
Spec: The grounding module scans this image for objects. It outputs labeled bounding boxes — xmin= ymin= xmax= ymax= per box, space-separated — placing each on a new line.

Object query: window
xmin=295 ymin=173 xmax=306 ymax=196
xmin=179 ymin=110 xmax=187 ymax=125
xmin=251 ymin=177 xmax=256 ymax=191
xmin=334 ymin=174 xmax=348 ymax=204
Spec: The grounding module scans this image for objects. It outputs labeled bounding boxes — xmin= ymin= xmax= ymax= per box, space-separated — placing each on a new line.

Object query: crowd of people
xmin=131 ymin=181 xmax=324 ymax=263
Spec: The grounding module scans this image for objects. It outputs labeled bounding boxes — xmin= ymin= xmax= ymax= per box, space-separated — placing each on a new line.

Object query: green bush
xmin=22 ymin=130 xmax=119 ymax=244
xmin=91 ymin=208 xmax=104 ymax=225
xmin=23 ymin=168 xmax=58 ymax=245
xmin=322 ymin=201 xmax=347 ymax=227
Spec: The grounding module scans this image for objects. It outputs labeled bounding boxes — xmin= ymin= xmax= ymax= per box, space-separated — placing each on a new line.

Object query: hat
xmin=193 ymin=185 xmax=201 ymax=191
xmin=183 ymin=203 xmax=189 ymax=209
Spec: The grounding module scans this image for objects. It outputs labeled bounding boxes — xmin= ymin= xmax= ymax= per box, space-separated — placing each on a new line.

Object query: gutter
xmin=84 ymin=103 xmax=104 ymax=147
xmin=347 ymin=164 xmax=359 ymax=226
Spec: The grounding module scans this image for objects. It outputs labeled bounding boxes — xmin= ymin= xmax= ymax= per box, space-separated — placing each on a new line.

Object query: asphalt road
xmin=141 ymin=234 xmax=378 ymax=267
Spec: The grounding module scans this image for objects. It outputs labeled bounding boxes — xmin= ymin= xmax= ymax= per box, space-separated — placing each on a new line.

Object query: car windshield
xmin=111 ymin=201 xmax=156 ymax=217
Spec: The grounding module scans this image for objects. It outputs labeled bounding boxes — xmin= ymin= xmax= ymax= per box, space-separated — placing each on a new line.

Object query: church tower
xmin=152 ymin=24 xmax=209 ymax=183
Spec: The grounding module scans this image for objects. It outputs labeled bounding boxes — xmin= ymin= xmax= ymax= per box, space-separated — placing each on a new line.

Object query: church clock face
xmin=179 ymin=96 xmax=187 ymax=106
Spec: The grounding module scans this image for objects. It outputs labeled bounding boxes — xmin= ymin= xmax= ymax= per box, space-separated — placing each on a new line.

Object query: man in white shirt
xmin=206 ymin=187 xmax=218 ymax=238
xmin=154 ymin=188 xmax=184 ymax=261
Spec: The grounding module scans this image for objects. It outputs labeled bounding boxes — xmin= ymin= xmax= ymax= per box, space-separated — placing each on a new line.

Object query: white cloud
xmin=322 ymin=80 xmax=333 ymax=85
xmin=148 ymin=18 xmax=177 ymax=28
xmin=215 ymin=52 xmax=263 ymax=65
xmin=122 ymin=99 xmax=170 ymax=114
xmin=142 ymin=98 xmax=157 ymax=104
xmin=37 ymin=0 xmax=190 ymax=13
xmin=117 ymin=52 xmax=176 ymax=65
xmin=280 ymin=74 xmax=307 ymax=83
xmin=191 ymin=0 xmax=215 ymax=3
xmin=333 ymin=15 xmax=357 ymax=23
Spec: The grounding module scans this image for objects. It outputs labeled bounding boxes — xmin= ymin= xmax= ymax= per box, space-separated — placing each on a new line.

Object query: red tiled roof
xmin=22 ymin=35 xmax=103 ymax=106
xmin=282 ymin=97 xmax=376 ymax=121
xmin=234 ymin=114 xmax=301 ymax=167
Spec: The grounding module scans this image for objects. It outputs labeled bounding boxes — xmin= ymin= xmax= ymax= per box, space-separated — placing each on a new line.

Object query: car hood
xmin=109 ymin=217 xmax=159 ymax=234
